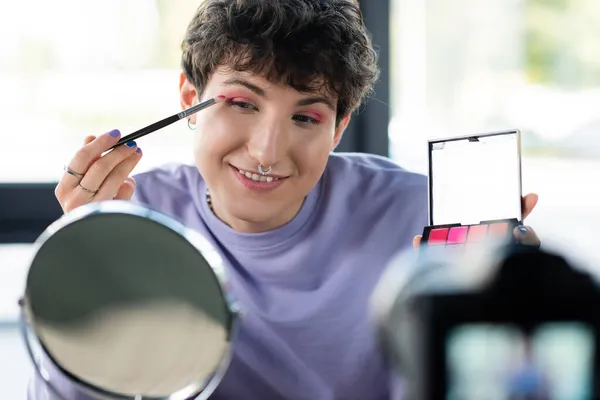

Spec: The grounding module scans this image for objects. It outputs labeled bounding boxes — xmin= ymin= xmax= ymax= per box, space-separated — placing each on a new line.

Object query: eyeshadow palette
xmin=422 ymin=218 xmax=519 ymax=247
xmin=420 ymin=130 xmax=523 ymax=249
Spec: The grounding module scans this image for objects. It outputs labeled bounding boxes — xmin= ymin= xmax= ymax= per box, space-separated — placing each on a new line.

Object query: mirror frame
xmin=19 ymin=200 xmax=241 ymax=400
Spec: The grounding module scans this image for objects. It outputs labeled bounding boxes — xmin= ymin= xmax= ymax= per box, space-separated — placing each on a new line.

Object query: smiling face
xmin=179 ymin=67 xmax=350 ymax=232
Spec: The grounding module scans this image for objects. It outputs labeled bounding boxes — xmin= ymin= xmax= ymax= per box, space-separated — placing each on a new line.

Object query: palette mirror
xmin=422 ymin=130 xmax=523 ymax=247
xmin=19 ymin=201 xmax=239 ymax=400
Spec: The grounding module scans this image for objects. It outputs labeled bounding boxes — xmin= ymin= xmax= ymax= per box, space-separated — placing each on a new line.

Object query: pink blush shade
xmin=447 ymin=226 xmax=468 ymax=244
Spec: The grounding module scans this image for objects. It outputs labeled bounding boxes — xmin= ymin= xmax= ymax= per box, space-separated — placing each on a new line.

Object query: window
xmin=0 ymin=2 xmax=202 ymax=395
xmin=389 ymin=0 xmax=600 ymax=266
xmin=1 ymin=0 xmax=201 ymax=183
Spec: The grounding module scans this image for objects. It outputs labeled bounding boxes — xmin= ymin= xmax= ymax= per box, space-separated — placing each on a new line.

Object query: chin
xmin=225 ymin=198 xmax=275 ymax=221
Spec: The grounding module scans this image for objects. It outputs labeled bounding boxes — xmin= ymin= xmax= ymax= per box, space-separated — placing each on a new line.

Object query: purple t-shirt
xmin=28 ymin=152 xmax=427 ymax=400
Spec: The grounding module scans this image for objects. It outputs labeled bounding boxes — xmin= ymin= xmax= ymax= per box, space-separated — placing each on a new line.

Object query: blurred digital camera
xmin=371 ymin=242 xmax=600 ymax=400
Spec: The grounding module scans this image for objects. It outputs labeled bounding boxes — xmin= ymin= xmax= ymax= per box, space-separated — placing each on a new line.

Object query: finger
xmin=114 ymin=177 xmax=136 ymax=200
xmin=72 ymin=141 xmax=139 ymax=204
xmin=61 ymin=129 xmax=122 ymax=189
xmin=82 ymin=135 xmax=101 ymax=163
xmin=125 ymin=176 xmax=136 ymax=188
xmin=513 ymin=225 xmax=540 ymax=247
xmin=60 ymin=134 xmax=94 ymax=185
xmin=521 ymin=193 xmax=539 ymax=220
xmin=94 ymin=149 xmax=143 ymax=200
xmin=56 ymin=135 xmax=103 ymax=205
xmin=413 ymin=235 xmax=422 ymax=248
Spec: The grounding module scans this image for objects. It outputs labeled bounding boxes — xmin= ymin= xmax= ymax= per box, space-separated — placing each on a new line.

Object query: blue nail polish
xmin=109 ymin=129 xmax=120 ymax=138
xmin=126 ymin=141 xmax=137 ymax=148
xmin=519 ymin=226 xmax=528 ymax=234
xmin=136 ymin=148 xmax=142 ymax=154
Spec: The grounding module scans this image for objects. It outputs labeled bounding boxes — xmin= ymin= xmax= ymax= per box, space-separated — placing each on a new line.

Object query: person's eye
xmin=228 ymin=100 xmax=257 ymax=111
xmin=292 ymin=115 xmax=320 ymax=125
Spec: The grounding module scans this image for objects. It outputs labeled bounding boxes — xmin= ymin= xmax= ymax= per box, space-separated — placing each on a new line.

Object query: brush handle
xmin=108 ymin=98 xmax=217 ymax=150
xmin=110 ymin=114 xmax=179 ymax=149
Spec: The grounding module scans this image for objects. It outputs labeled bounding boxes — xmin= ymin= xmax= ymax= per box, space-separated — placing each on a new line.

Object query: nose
xmin=247 ymin=119 xmax=287 ymax=170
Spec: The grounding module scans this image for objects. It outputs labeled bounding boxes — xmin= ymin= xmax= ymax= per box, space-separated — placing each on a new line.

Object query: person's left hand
xmin=412 ymin=193 xmax=541 ymax=248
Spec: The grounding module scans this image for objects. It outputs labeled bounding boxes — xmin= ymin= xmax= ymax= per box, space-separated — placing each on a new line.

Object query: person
xmin=36 ymin=0 xmax=541 ymax=399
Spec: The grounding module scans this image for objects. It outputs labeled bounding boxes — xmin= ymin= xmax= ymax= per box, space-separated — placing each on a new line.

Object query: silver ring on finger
xmin=64 ymin=165 xmax=85 ymax=179
xmin=78 ymin=183 xmax=99 ymax=195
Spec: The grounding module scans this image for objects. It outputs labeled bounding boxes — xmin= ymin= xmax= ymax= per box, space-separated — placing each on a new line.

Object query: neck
xmin=207 ymin=190 xmax=305 ymax=233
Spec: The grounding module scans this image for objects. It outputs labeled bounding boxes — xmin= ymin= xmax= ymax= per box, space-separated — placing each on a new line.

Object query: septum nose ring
xmin=258 ymin=164 xmax=272 ymax=176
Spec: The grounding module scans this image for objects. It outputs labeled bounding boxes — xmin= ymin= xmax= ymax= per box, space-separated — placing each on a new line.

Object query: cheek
xmin=290 ymin=129 xmax=336 ymax=178
xmin=193 ymin=110 xmax=246 ymax=159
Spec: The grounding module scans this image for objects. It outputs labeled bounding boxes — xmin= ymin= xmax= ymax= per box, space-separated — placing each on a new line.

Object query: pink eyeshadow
xmin=447 ymin=226 xmax=468 ymax=244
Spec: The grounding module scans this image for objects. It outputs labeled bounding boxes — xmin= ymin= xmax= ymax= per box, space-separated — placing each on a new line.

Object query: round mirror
xmin=19 ymin=201 xmax=239 ymax=400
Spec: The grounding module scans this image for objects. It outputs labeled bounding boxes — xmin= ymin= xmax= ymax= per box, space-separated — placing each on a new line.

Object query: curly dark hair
xmin=181 ymin=0 xmax=379 ymax=125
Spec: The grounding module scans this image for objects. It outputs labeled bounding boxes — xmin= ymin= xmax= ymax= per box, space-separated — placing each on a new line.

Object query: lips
xmin=237 ymin=168 xmax=277 ymax=182
xmin=229 ymin=164 xmax=287 ymax=192
xmin=230 ymin=165 xmax=288 ymax=181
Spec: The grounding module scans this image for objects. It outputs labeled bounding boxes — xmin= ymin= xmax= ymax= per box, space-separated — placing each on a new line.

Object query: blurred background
xmin=389 ymin=0 xmax=599 ymax=270
xmin=0 ymin=0 xmax=598 ymax=397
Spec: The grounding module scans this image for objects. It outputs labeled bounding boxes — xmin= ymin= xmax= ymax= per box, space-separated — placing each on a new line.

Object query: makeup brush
xmin=109 ymin=95 xmax=226 ymax=150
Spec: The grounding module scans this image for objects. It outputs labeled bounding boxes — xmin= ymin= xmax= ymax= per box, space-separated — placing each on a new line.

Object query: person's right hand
xmin=56 ymin=129 xmax=143 ymax=213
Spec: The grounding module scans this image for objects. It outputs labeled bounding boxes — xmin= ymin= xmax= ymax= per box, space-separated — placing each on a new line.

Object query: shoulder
xmin=323 ymin=152 xmax=428 ymax=237
xmin=325 ymin=152 xmax=427 ymax=201
xmin=133 ymin=163 xmax=200 ymax=188
xmin=316 ymin=152 xmax=428 ymax=262
xmin=130 ymin=163 xmax=203 ymax=213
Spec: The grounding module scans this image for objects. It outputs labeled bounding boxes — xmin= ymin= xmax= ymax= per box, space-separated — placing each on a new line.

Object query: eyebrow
xmin=297 ymin=96 xmax=336 ymax=111
xmin=222 ymin=78 xmax=266 ymax=97
xmin=221 ymin=78 xmax=336 ymax=111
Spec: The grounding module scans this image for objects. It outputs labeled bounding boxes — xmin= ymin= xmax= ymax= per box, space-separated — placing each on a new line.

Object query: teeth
xmin=237 ymin=168 xmax=279 ymax=182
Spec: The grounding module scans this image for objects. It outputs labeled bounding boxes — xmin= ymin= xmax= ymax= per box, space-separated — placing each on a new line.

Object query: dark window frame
xmin=335 ymin=0 xmax=390 ymax=157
